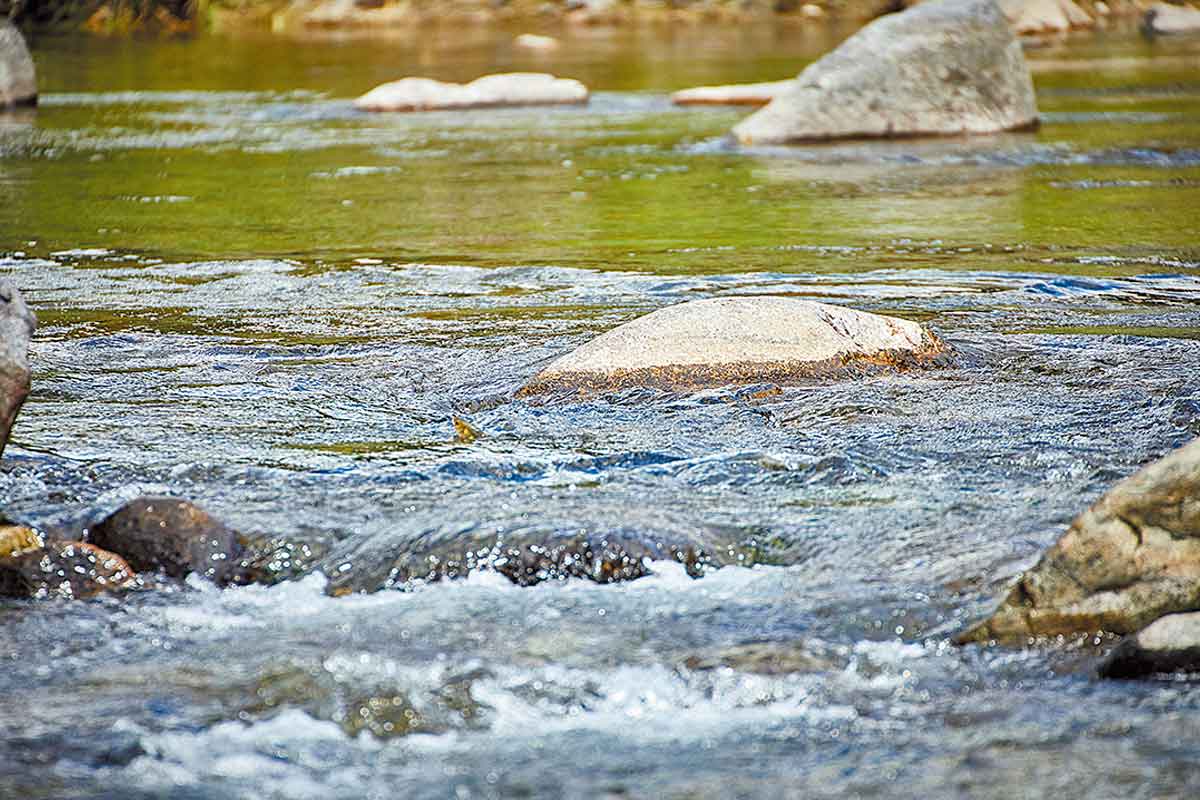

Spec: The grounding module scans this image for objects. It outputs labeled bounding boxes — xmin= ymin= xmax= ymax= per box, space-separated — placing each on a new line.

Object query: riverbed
xmin=1 ymin=22 xmax=1199 ymax=799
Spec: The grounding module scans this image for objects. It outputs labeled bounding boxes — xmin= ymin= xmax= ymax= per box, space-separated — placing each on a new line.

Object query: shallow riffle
xmin=1 ymin=23 xmax=1200 ymax=800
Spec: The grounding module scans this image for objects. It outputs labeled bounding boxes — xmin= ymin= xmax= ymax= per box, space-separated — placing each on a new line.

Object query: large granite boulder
xmin=87 ymin=496 xmax=246 ymax=585
xmin=0 ymin=20 xmax=36 ymax=108
xmin=1142 ymin=2 xmax=1200 ymax=34
xmin=1099 ymin=611 xmax=1200 ymax=679
xmin=0 ymin=280 xmax=36 ymax=459
xmin=999 ymin=0 xmax=1094 ymax=34
xmin=355 ymin=73 xmax=588 ymax=112
xmin=958 ymin=438 xmax=1200 ymax=643
xmin=519 ymin=297 xmax=949 ymax=395
xmin=672 ymin=80 xmax=792 ymax=107
xmin=732 ymin=0 xmax=1038 ymax=144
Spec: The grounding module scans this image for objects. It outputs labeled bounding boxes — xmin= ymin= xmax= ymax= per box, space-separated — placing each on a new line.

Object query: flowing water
xmin=2 ymin=22 xmax=1200 ymax=799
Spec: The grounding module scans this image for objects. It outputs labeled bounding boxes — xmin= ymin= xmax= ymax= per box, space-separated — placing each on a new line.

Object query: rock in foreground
xmin=0 ymin=541 xmax=136 ymax=599
xmin=958 ymin=438 xmax=1200 ymax=643
xmin=1142 ymin=2 xmax=1200 ymax=34
xmin=355 ymin=73 xmax=588 ymax=112
xmin=672 ymin=80 xmax=793 ymax=107
xmin=0 ymin=20 xmax=37 ymax=108
xmin=0 ymin=279 xmax=36 ymax=459
xmin=519 ymin=297 xmax=948 ymax=395
xmin=88 ymin=496 xmax=245 ymax=585
xmin=733 ymin=0 xmax=1038 ymax=144
xmin=1099 ymin=611 xmax=1200 ymax=679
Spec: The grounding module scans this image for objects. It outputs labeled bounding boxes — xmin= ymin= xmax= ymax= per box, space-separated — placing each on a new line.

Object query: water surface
xmin=1 ymin=23 xmax=1199 ymax=799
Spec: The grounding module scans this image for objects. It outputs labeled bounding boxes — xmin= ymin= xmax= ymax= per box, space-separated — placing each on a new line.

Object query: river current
xmin=1 ymin=22 xmax=1199 ymax=799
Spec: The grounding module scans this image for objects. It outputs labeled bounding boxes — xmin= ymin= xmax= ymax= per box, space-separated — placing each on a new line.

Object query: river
xmin=1 ymin=21 xmax=1199 ymax=799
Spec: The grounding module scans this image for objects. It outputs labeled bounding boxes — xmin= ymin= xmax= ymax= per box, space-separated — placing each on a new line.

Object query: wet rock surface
xmin=958 ymin=437 xmax=1200 ymax=642
xmin=733 ymin=0 xmax=1038 ymax=144
xmin=1099 ymin=611 xmax=1200 ymax=679
xmin=0 ymin=541 xmax=136 ymax=600
xmin=0 ymin=21 xmax=36 ymax=108
xmin=87 ymin=496 xmax=245 ymax=585
xmin=355 ymin=73 xmax=589 ymax=112
xmin=671 ymin=80 xmax=792 ymax=106
xmin=520 ymin=297 xmax=949 ymax=395
xmin=322 ymin=529 xmax=713 ymax=594
xmin=1142 ymin=2 xmax=1200 ymax=34
xmin=0 ymin=280 xmax=36 ymax=460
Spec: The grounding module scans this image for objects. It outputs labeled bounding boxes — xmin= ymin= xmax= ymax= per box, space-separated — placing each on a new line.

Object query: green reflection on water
xmin=1 ymin=24 xmax=1198 ymax=272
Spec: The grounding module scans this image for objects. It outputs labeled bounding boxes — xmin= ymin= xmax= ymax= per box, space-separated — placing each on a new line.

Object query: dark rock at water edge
xmin=88 ymin=496 xmax=246 ymax=585
xmin=322 ymin=529 xmax=715 ymax=595
xmin=0 ymin=280 xmax=36 ymax=459
xmin=0 ymin=540 xmax=136 ymax=600
xmin=733 ymin=0 xmax=1038 ymax=144
xmin=958 ymin=437 xmax=1200 ymax=643
xmin=0 ymin=20 xmax=37 ymax=108
xmin=1099 ymin=611 xmax=1200 ymax=679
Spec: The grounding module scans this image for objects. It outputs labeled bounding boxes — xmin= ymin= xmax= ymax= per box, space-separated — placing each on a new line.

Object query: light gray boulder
xmin=1099 ymin=611 xmax=1200 ymax=678
xmin=1 ymin=20 xmax=37 ymax=108
xmin=355 ymin=73 xmax=588 ymax=112
xmin=0 ymin=280 xmax=36 ymax=459
xmin=672 ymin=80 xmax=793 ymax=107
xmin=733 ymin=0 xmax=1038 ymax=144
xmin=1142 ymin=2 xmax=1200 ymax=34
xmin=957 ymin=438 xmax=1200 ymax=643
xmin=519 ymin=297 xmax=949 ymax=395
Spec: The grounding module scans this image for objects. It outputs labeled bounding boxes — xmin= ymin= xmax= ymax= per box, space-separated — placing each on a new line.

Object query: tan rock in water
xmin=1099 ymin=611 xmax=1200 ymax=678
xmin=355 ymin=73 xmax=588 ymax=112
xmin=0 ymin=20 xmax=37 ymax=108
xmin=958 ymin=438 xmax=1200 ymax=643
xmin=999 ymin=0 xmax=1094 ymax=34
xmin=0 ymin=279 xmax=36 ymax=459
xmin=519 ymin=297 xmax=949 ymax=395
xmin=672 ymin=80 xmax=793 ymax=107
xmin=733 ymin=0 xmax=1038 ymax=144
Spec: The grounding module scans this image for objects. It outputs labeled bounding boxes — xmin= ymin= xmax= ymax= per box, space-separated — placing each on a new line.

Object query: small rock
xmin=87 ymin=496 xmax=245 ymax=585
xmin=733 ymin=0 xmax=1038 ymax=144
xmin=0 ymin=524 xmax=42 ymax=558
xmin=0 ymin=279 xmax=37 ymax=459
xmin=519 ymin=297 xmax=949 ymax=396
xmin=355 ymin=73 xmax=588 ymax=112
xmin=957 ymin=437 xmax=1200 ymax=643
xmin=999 ymin=0 xmax=1094 ymax=35
xmin=682 ymin=641 xmax=838 ymax=675
xmin=1142 ymin=2 xmax=1200 ymax=34
xmin=514 ymin=33 xmax=561 ymax=50
xmin=671 ymin=80 xmax=793 ymax=107
xmin=800 ymin=3 xmax=825 ymax=17
xmin=0 ymin=541 xmax=136 ymax=600
xmin=1099 ymin=611 xmax=1200 ymax=679
xmin=0 ymin=20 xmax=37 ymax=108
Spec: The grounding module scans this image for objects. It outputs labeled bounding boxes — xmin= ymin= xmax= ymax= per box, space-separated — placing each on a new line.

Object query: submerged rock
xmin=1099 ymin=612 xmax=1200 ymax=679
xmin=87 ymin=496 xmax=245 ymax=585
xmin=519 ymin=297 xmax=948 ymax=396
xmin=999 ymin=0 xmax=1094 ymax=34
xmin=0 ymin=20 xmax=37 ymax=108
xmin=1142 ymin=2 xmax=1200 ymax=34
xmin=323 ymin=530 xmax=711 ymax=595
xmin=732 ymin=0 xmax=1038 ymax=144
xmin=0 ymin=279 xmax=36 ymax=459
xmin=514 ymin=33 xmax=561 ymax=51
xmin=672 ymin=80 xmax=793 ymax=107
xmin=957 ymin=438 xmax=1200 ymax=643
xmin=355 ymin=73 xmax=588 ymax=112
xmin=0 ymin=541 xmax=136 ymax=599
